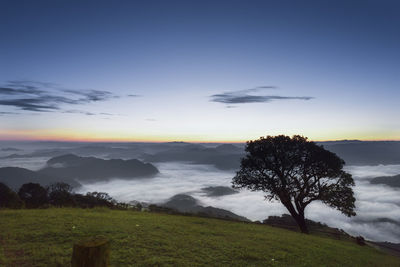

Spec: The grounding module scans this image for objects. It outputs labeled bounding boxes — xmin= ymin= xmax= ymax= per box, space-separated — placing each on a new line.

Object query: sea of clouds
xmin=1 ymin=144 xmax=399 ymax=243
xmin=77 ymin=162 xmax=400 ymax=243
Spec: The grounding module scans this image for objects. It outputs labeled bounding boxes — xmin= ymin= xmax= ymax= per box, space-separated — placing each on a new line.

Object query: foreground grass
xmin=0 ymin=208 xmax=399 ymax=266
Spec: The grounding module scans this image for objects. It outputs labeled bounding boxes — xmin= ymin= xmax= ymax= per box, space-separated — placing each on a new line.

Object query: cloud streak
xmin=210 ymin=86 xmax=313 ymax=105
xmin=0 ymin=111 xmax=19 ymax=115
xmin=0 ymin=81 xmax=122 ymax=113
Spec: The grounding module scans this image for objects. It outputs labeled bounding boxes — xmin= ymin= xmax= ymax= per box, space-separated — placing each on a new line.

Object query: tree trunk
xmin=281 ymin=200 xmax=309 ymax=234
xmin=71 ymin=236 xmax=110 ymax=267
xmin=294 ymin=214 xmax=309 ymax=234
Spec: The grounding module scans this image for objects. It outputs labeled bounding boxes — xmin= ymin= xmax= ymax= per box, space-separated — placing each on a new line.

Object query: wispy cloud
xmin=0 ymin=98 xmax=58 ymax=112
xmin=0 ymin=80 xmax=133 ymax=114
xmin=63 ymin=110 xmax=97 ymax=116
xmin=0 ymin=111 xmax=20 ymax=115
xmin=63 ymin=89 xmax=117 ymax=102
xmin=210 ymin=86 xmax=313 ymax=105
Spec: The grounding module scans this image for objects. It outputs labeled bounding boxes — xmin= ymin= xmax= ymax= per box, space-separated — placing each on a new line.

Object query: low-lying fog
xmin=76 ymin=162 xmax=400 ymax=243
xmin=1 ymin=143 xmax=399 ymax=243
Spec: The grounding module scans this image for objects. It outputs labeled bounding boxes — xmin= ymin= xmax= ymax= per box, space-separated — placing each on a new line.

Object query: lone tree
xmin=232 ymin=135 xmax=356 ymax=233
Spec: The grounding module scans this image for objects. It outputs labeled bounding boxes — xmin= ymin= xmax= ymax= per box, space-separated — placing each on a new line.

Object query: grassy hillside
xmin=0 ymin=208 xmax=399 ymax=266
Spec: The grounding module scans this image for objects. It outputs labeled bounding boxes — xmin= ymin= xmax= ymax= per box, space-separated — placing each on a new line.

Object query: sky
xmin=0 ymin=0 xmax=399 ymax=142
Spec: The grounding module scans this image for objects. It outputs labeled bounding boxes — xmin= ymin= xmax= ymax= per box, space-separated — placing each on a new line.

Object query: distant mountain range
xmin=143 ymin=141 xmax=400 ymax=168
xmin=0 ymin=154 xmax=159 ymax=189
xmin=142 ymin=143 xmax=243 ymax=170
xmin=1 ymin=141 xmax=400 ymax=171
xmin=319 ymin=141 xmax=400 ymax=166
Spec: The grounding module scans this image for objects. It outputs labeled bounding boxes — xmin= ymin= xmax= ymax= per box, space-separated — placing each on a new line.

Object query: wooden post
xmin=71 ymin=236 xmax=110 ymax=267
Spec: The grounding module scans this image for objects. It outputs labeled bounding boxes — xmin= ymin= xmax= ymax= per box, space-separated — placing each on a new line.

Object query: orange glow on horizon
xmin=0 ymin=129 xmax=399 ymax=143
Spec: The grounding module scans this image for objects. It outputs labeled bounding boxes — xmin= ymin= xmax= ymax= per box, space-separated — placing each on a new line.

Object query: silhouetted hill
xmin=163 ymin=194 xmax=249 ymax=221
xmin=143 ymin=144 xmax=243 ymax=170
xmin=38 ymin=154 xmax=159 ymax=182
xmin=201 ymin=186 xmax=239 ymax=197
xmin=163 ymin=194 xmax=199 ymax=212
xmin=1 ymin=151 xmax=62 ymax=159
xmin=214 ymin=144 xmax=242 ymax=153
xmin=0 ymin=167 xmax=80 ymax=189
xmin=0 ymin=147 xmax=21 ymax=152
xmin=370 ymin=174 xmax=400 ymax=188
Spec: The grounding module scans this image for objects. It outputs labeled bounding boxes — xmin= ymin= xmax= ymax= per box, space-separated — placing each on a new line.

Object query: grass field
xmin=0 ymin=208 xmax=399 ymax=266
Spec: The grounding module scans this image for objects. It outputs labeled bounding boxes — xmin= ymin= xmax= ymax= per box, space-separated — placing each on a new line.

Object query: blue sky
xmin=0 ymin=0 xmax=399 ymax=141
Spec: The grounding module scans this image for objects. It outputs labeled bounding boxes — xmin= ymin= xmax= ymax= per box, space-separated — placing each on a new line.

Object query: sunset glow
xmin=1 ymin=1 xmax=399 ymax=142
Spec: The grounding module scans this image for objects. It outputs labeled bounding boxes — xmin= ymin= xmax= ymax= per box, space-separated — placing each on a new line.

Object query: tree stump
xmin=71 ymin=236 xmax=110 ymax=267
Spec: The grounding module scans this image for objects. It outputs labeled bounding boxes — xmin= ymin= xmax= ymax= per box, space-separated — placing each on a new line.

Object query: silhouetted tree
xmin=73 ymin=192 xmax=115 ymax=208
xmin=47 ymin=182 xmax=74 ymax=207
xmin=0 ymin=182 xmax=23 ymax=208
xmin=86 ymin=192 xmax=115 ymax=207
xmin=18 ymin=183 xmax=48 ymax=208
xmin=232 ymin=135 xmax=356 ymax=233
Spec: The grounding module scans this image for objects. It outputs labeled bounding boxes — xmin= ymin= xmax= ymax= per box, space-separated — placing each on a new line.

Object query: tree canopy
xmin=47 ymin=182 xmax=74 ymax=207
xmin=232 ymin=135 xmax=356 ymax=233
xmin=0 ymin=182 xmax=23 ymax=208
xmin=18 ymin=183 xmax=48 ymax=209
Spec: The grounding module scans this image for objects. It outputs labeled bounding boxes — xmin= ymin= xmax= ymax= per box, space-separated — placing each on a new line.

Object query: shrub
xmin=0 ymin=182 xmax=23 ymax=208
xmin=47 ymin=182 xmax=75 ymax=207
xmin=18 ymin=183 xmax=48 ymax=208
xmin=73 ymin=192 xmax=116 ymax=208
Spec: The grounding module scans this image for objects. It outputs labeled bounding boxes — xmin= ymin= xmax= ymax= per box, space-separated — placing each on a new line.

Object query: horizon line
xmin=0 ymin=137 xmax=399 ymax=143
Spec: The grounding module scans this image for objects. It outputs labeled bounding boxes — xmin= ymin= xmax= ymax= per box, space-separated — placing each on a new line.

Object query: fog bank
xmin=78 ymin=162 xmax=400 ymax=243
